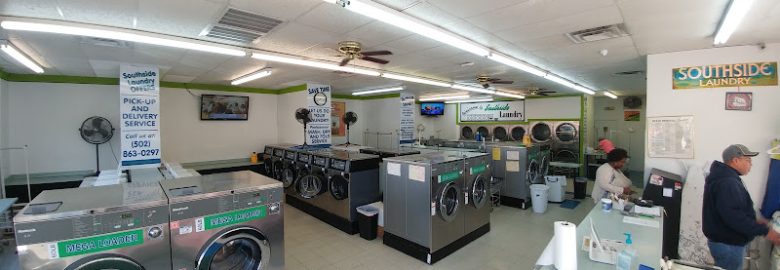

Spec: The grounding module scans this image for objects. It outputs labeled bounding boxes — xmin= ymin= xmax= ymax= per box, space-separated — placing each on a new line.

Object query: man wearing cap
xmin=703 ymin=144 xmax=780 ymax=270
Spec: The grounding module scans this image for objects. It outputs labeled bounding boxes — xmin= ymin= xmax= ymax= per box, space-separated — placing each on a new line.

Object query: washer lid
xmin=197 ymin=227 xmax=270 ymax=270
xmin=438 ymin=183 xmax=460 ymax=222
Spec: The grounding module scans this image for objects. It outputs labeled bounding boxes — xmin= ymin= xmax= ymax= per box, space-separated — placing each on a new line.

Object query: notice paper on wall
xmin=387 ymin=162 xmax=401 ymax=176
xmin=119 ymin=64 xmax=161 ymax=169
xmin=506 ymin=161 xmax=520 ymax=172
xmin=409 ymin=165 xmax=425 ymax=182
xmin=399 ymin=92 xmax=415 ymax=144
xmin=507 ymin=150 xmax=520 ymax=161
xmin=306 ymin=84 xmax=332 ymax=146
xmin=647 ymin=115 xmax=694 ymax=159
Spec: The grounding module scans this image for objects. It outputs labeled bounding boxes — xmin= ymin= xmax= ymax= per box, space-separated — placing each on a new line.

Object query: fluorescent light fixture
xmin=1 ymin=20 xmax=246 ymax=56
xmin=487 ymin=53 xmax=547 ymax=77
xmin=252 ymin=53 xmax=380 ymax=76
xmin=713 ymin=0 xmax=755 ymax=45
xmin=0 ymin=42 xmax=43 ymax=73
xmin=451 ymin=84 xmax=496 ymax=94
xmin=352 ymin=86 xmax=404 ymax=96
xmin=603 ymin=91 xmax=618 ymax=99
xmin=445 ymin=98 xmax=493 ymax=104
xmin=231 ymin=69 xmax=273 ymax=85
xmin=493 ymin=91 xmax=525 ymax=99
xmin=543 ymin=74 xmax=596 ymax=95
xmin=381 ymin=73 xmax=451 ymax=87
xmin=418 ymin=94 xmax=470 ymax=101
xmin=333 ymin=0 xmax=489 ymax=57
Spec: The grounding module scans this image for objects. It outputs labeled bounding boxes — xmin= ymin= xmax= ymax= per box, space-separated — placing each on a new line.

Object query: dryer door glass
xmin=298 ymin=174 xmax=326 ymax=199
xmin=493 ymin=126 xmax=508 ymax=141
xmin=555 ymin=123 xmax=578 ymax=142
xmin=471 ymin=175 xmax=488 ymax=209
xmin=527 ymin=160 xmax=539 ymax=184
xmin=273 ymin=161 xmax=284 ymax=180
xmin=329 ymin=174 xmax=349 ymax=200
xmin=554 ymin=150 xmax=577 ymax=163
xmin=476 ymin=126 xmax=490 ymax=139
xmin=510 ymin=126 xmax=526 ymax=141
xmin=438 ymin=183 xmax=460 ymax=222
xmin=461 ymin=126 xmax=474 ymax=140
xmin=282 ymin=166 xmax=296 ymax=188
xmin=532 ymin=123 xmax=551 ymax=142
xmin=66 ymin=255 xmax=143 ymax=270
xmin=262 ymin=157 xmax=273 ymax=176
xmin=197 ymin=227 xmax=271 ymax=270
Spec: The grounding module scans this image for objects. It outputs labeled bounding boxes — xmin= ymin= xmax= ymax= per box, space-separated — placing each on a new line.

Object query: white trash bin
xmin=530 ymin=184 xmax=550 ymax=213
xmin=545 ymin=175 xmax=566 ymax=203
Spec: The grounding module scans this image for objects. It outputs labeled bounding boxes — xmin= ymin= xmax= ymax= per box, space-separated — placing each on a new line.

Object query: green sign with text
xmin=438 ymin=171 xmax=461 ymax=183
xmin=204 ymin=206 xmax=267 ymax=231
xmin=57 ymin=229 xmax=144 ymax=258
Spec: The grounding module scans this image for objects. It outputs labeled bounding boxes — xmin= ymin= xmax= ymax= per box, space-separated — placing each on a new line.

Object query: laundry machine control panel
xmin=169 ymin=188 xmax=283 ymax=222
xmin=285 ymin=151 xmax=296 ymax=160
xmin=297 ymin=153 xmax=310 ymax=163
xmin=273 ymin=148 xmax=285 ymax=157
xmin=330 ymin=159 xmax=346 ymax=171
xmin=264 ymin=146 xmax=274 ymax=155
xmin=312 ymin=156 xmax=328 ymax=167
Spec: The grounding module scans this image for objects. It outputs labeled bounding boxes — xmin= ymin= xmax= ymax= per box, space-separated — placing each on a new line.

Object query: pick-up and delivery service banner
xmin=119 ymin=64 xmax=161 ymax=168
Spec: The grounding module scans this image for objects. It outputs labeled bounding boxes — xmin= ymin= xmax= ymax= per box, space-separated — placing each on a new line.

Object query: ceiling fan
xmin=337 ymin=41 xmax=392 ymax=66
xmin=523 ymin=87 xmax=557 ymax=96
xmin=463 ymin=74 xmax=514 ymax=89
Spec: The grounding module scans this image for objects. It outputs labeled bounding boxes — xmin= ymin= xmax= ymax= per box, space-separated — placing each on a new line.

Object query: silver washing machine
xmin=530 ymin=121 xmax=554 ymax=144
xmin=14 ymin=182 xmax=170 ymax=270
xmin=263 ymin=143 xmax=296 ymax=178
xmin=490 ymin=143 xmax=539 ymax=209
xmin=359 ymin=147 xmax=421 ymax=195
xmin=460 ymin=152 xmax=492 ymax=235
xmin=536 ymin=145 xmax=552 ymax=184
xmin=271 ymin=146 xmax=287 ymax=181
xmin=383 ymin=152 xmax=471 ymax=264
xmin=281 ymin=148 xmax=299 ymax=196
xmin=162 ymin=171 xmax=284 ymax=270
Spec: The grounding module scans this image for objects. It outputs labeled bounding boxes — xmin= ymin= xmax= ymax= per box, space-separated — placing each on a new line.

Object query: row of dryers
xmin=14 ymin=171 xmax=284 ymax=270
xmin=260 ymin=144 xmax=381 ymax=234
xmin=460 ymin=121 xmax=580 ymax=163
xmin=382 ymin=151 xmax=492 ymax=264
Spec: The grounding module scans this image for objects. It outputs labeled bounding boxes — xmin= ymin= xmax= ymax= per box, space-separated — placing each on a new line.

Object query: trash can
xmin=530 ymin=184 xmax=550 ymax=213
xmin=357 ymin=205 xmax=379 ymax=240
xmin=544 ymin=175 xmax=566 ymax=203
xmin=574 ymin=177 xmax=587 ymax=199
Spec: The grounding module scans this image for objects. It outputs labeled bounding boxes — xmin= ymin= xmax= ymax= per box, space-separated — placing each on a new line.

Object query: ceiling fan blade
xmin=361 ymin=50 xmax=392 ymax=56
xmin=339 ymin=58 xmax=351 ymax=66
xmin=360 ymin=56 xmax=389 ymax=65
xmin=491 ymin=80 xmax=514 ymax=84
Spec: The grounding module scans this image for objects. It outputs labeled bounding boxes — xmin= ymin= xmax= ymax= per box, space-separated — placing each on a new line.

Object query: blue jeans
xmin=708 ymin=240 xmax=746 ymax=270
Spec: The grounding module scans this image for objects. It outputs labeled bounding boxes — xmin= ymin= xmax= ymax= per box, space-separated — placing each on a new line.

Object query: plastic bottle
xmin=250 ymin=152 xmax=258 ymax=163
xmin=616 ymin=233 xmax=636 ymax=270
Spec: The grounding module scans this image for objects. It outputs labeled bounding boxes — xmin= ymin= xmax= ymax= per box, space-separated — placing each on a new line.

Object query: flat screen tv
xmin=420 ymin=102 xmax=445 ymax=116
xmin=201 ymin=94 xmax=249 ymax=120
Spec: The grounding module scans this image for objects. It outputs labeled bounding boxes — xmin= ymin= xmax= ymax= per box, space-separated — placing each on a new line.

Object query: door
xmin=272 ymin=160 xmax=284 ymax=181
xmin=437 ymin=183 xmax=460 ymax=222
xmin=297 ymin=173 xmax=326 ymax=199
xmin=329 ymin=174 xmax=349 ymax=200
xmin=527 ymin=159 xmax=539 ymax=184
xmin=282 ymin=163 xmax=297 ymax=188
xmin=470 ymin=175 xmax=488 ymax=209
xmin=555 ymin=122 xmax=578 ymax=143
xmin=196 ymin=227 xmax=271 ymax=270
xmin=65 ymin=254 xmax=144 ymax=270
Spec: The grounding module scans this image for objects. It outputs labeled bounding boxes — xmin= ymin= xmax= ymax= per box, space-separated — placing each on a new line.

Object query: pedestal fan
xmin=343 ymin=111 xmax=358 ymax=145
xmin=295 ymin=108 xmax=313 ymax=146
xmin=79 ymin=116 xmax=114 ymax=174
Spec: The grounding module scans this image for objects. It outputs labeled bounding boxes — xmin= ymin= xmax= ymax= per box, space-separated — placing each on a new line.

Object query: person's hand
xmin=623 ymin=187 xmax=634 ymax=195
xmin=766 ymin=228 xmax=780 ymax=246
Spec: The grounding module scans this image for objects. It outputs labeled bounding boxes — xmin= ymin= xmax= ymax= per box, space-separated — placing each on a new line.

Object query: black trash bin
xmin=357 ymin=205 xmax=379 ymax=240
xmin=574 ymin=177 xmax=587 ymax=199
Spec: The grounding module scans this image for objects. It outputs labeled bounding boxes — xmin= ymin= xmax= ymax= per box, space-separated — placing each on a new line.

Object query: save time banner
xmin=306 ymin=84 xmax=331 ymax=146
xmin=119 ymin=64 xmax=161 ymax=168
xmin=672 ymin=62 xmax=777 ymax=89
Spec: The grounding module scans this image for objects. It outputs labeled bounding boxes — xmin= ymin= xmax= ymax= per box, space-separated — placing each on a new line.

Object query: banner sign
xmin=120 ymin=64 xmax=161 ymax=168
xmin=400 ymin=92 xmax=415 ymax=144
xmin=459 ymin=101 xmax=525 ymax=122
xmin=54 ymin=229 xmax=143 ymax=258
xmin=306 ymin=84 xmax=331 ymax=146
xmin=672 ymin=62 xmax=777 ymax=89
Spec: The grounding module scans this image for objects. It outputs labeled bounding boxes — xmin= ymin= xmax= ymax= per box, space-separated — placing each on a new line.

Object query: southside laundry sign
xmin=672 ymin=62 xmax=778 ymax=89
xmin=459 ymin=101 xmax=525 ymax=122
xmin=119 ymin=64 xmax=161 ymax=168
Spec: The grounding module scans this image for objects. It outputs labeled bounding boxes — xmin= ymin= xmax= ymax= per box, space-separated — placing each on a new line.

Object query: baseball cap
xmin=722 ymin=144 xmax=759 ymax=162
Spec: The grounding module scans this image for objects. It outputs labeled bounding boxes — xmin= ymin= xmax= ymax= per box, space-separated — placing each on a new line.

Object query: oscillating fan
xmin=295 ymin=108 xmax=313 ymax=146
xmin=342 ymin=111 xmax=358 ymax=145
xmin=79 ymin=116 xmax=114 ymax=174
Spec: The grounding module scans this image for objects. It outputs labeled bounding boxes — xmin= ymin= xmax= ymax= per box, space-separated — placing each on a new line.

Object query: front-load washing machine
xmin=490 ymin=143 xmax=539 ymax=209
xmin=536 ymin=145 xmax=552 ymax=184
xmin=281 ymin=148 xmax=299 ymax=195
xmin=383 ymin=152 xmax=472 ymax=264
xmin=162 ymin=171 xmax=284 ymax=270
xmin=271 ymin=146 xmax=287 ymax=181
xmin=530 ymin=121 xmax=554 ymax=144
xmin=14 ymin=182 xmax=170 ymax=270
xmin=553 ymin=121 xmax=580 ymax=151
xmin=460 ymin=152 xmax=492 ymax=235
xmin=262 ymin=145 xmax=275 ymax=177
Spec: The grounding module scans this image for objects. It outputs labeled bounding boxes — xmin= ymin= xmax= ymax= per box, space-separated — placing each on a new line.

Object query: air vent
xmin=613 ymin=70 xmax=644 ymax=76
xmin=204 ymin=8 xmax=283 ymax=44
xmin=81 ymin=37 xmax=132 ymax=48
xmin=566 ymin=24 xmax=629 ymax=44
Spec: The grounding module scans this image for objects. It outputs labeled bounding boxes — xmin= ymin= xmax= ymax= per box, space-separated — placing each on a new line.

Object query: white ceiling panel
xmin=341 ymin=22 xmax=413 ymax=48
xmin=56 ymin=0 xmax=138 ymax=29
xmin=256 ymin=22 xmax=340 ymax=54
xmin=136 ymin=0 xmax=225 ymax=38
xmin=427 ymin=0 xmax=526 ymax=18
xmin=497 ymin=5 xmax=623 ymax=45
xmin=727 ymin=0 xmax=780 ymax=45
xmin=373 ymin=0 xmax=423 ymax=11
xmin=0 ymin=0 xmax=63 ymax=20
xmin=89 ymin=59 xmax=171 ymax=78
xmin=379 ymin=34 xmax=443 ymax=55
xmin=465 ymin=0 xmax=615 ymax=32
xmin=296 ymin=3 xmax=373 ymax=35
xmin=228 ymin=0 xmax=322 ymax=21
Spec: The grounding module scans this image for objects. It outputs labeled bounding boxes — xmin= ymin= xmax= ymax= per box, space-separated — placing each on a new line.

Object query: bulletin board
xmin=647 ymin=115 xmax=695 ymax=159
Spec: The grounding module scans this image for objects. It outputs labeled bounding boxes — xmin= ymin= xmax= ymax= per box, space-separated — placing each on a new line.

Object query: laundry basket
xmin=530 ymin=184 xmax=550 ymax=214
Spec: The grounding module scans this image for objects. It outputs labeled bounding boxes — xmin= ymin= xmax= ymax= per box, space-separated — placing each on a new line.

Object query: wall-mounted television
xmin=420 ymin=102 xmax=445 ymax=116
xmin=201 ymin=94 xmax=249 ymax=120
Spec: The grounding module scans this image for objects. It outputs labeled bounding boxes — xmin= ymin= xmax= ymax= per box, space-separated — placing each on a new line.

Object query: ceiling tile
xmin=379 ymin=34 xmax=443 ymax=55
xmin=256 ymin=22 xmax=340 ymax=54
xmin=496 ymin=5 xmax=623 ymax=45
xmin=136 ymin=0 xmax=225 ymax=38
xmin=465 ymin=0 xmax=615 ymax=32
xmin=0 ymin=0 xmax=63 ymax=20
xmin=426 ymin=0 xmax=526 ymax=18
xmin=341 ymin=22 xmax=413 ymax=48
xmin=373 ymin=0 xmax=423 ymax=11
xmin=296 ymin=3 xmax=373 ymax=35
xmin=57 ymin=0 xmax=138 ymax=29
xmin=228 ymin=0 xmax=322 ymax=21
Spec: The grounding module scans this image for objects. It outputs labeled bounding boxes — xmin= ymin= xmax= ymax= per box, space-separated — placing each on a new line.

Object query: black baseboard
xmin=383 ymin=223 xmax=490 ymax=265
xmin=285 ymin=194 xmax=357 ymax=234
xmin=499 ymin=196 xmax=530 ymax=209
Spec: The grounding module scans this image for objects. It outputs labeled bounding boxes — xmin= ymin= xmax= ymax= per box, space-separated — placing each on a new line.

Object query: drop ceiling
xmin=0 ymin=0 xmax=778 ymax=97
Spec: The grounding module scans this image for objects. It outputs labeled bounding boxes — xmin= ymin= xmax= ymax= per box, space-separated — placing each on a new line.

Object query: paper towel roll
xmin=554 ymin=221 xmax=577 ymax=270
xmin=535 ymin=238 xmax=554 ymax=266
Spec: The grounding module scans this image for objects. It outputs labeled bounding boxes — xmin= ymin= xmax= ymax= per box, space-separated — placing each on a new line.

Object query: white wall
xmin=593 ymin=96 xmax=646 ymax=171
xmin=525 ymin=96 xmax=581 ymax=119
xmin=331 ymin=98 xmax=365 ymax=145
xmin=0 ymin=79 xmax=9 ymax=185
xmin=4 ymin=82 xmax=280 ymax=174
xmin=275 ymin=91 xmax=306 ymax=145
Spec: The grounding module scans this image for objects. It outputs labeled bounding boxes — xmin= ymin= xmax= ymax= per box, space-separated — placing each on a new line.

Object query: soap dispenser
xmin=616 ymin=233 xmax=636 ymax=270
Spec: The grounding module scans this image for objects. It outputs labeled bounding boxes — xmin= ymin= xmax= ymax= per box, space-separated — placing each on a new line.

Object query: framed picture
xmin=725 ymin=92 xmax=752 ymax=111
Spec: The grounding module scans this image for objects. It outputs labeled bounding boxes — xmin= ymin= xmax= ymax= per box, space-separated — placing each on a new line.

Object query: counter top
xmin=180 ymin=158 xmax=261 ymax=171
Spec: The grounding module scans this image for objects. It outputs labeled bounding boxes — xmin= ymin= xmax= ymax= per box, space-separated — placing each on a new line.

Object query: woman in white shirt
xmin=591 ymin=148 xmax=634 ymax=203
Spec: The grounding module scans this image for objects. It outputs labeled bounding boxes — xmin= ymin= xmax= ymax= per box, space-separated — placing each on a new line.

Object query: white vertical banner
xmin=306 ymin=84 xmax=331 ymax=146
xmin=119 ymin=64 xmax=161 ymax=169
xmin=400 ymin=92 xmax=415 ymax=144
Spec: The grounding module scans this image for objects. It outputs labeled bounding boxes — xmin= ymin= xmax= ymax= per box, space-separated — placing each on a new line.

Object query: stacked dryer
xmin=490 ymin=143 xmax=541 ymax=209
xmin=552 ymin=121 xmax=580 ymax=164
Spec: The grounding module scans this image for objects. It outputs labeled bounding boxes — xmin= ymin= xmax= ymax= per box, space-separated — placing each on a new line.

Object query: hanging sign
xmin=400 ymin=92 xmax=415 ymax=144
xmin=459 ymin=101 xmax=525 ymax=122
xmin=119 ymin=64 xmax=161 ymax=168
xmin=672 ymin=62 xmax=777 ymax=89
xmin=306 ymin=84 xmax=331 ymax=146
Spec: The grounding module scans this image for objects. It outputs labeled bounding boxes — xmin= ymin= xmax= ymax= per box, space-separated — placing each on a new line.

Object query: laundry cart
xmin=490 ymin=177 xmax=503 ymax=208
